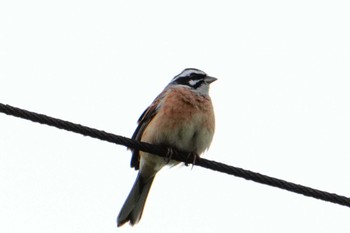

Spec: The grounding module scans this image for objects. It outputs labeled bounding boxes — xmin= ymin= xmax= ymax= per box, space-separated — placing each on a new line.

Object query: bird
xmin=117 ymin=68 xmax=217 ymax=227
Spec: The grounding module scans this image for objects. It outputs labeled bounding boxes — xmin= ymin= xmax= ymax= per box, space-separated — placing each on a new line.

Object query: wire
xmin=1 ymin=102 xmax=350 ymax=208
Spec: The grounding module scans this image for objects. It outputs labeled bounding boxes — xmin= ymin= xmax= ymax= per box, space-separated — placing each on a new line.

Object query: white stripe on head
xmin=188 ymin=79 xmax=202 ymax=86
xmin=172 ymin=68 xmax=206 ymax=82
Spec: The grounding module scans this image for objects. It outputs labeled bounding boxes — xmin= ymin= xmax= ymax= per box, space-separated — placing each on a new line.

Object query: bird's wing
xmin=130 ymin=90 xmax=167 ymax=169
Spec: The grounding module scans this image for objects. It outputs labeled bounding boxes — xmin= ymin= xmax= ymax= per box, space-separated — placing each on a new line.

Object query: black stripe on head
xmin=171 ymin=68 xmax=207 ymax=89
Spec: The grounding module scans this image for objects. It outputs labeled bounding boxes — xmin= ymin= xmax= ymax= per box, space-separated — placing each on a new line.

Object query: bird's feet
xmin=164 ymin=147 xmax=174 ymax=164
xmin=184 ymin=152 xmax=199 ymax=168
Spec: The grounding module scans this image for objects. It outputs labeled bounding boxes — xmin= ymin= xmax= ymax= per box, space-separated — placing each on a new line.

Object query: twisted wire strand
xmin=1 ymin=103 xmax=350 ymax=208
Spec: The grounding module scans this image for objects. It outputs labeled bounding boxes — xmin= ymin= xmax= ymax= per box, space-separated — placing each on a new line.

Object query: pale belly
xmin=139 ymin=112 xmax=214 ymax=178
xmin=138 ymin=87 xmax=215 ymax=178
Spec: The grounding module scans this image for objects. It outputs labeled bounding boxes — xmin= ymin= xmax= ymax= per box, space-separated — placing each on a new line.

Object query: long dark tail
xmin=117 ymin=174 xmax=155 ymax=227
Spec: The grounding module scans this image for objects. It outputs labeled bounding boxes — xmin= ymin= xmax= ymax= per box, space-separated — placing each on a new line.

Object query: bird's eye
xmin=189 ymin=73 xmax=206 ymax=79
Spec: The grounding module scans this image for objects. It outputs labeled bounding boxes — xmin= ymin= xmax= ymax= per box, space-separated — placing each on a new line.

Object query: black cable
xmin=1 ymin=102 xmax=350 ymax=208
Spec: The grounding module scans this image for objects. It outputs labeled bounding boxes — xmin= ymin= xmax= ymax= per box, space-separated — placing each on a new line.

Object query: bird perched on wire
xmin=117 ymin=68 xmax=217 ymax=226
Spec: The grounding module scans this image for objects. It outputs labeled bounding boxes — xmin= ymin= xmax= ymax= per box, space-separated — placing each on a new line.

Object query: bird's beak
xmin=205 ymin=76 xmax=217 ymax=84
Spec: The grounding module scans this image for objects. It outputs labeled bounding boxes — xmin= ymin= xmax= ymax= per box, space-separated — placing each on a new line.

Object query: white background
xmin=1 ymin=1 xmax=350 ymax=232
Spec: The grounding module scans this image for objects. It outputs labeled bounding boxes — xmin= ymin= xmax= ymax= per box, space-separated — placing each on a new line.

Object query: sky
xmin=1 ymin=0 xmax=350 ymax=232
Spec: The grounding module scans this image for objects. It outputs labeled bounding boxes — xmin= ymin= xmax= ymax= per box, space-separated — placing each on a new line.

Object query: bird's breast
xmin=141 ymin=87 xmax=215 ymax=154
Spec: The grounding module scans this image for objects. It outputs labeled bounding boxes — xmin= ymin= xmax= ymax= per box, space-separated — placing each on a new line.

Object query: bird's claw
xmin=184 ymin=152 xmax=199 ymax=169
xmin=164 ymin=147 xmax=174 ymax=164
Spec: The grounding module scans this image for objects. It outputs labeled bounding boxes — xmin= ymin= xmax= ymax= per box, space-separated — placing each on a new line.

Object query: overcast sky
xmin=1 ymin=1 xmax=350 ymax=232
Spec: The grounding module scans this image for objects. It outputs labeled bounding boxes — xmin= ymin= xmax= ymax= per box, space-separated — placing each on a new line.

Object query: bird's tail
xmin=117 ymin=173 xmax=155 ymax=227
